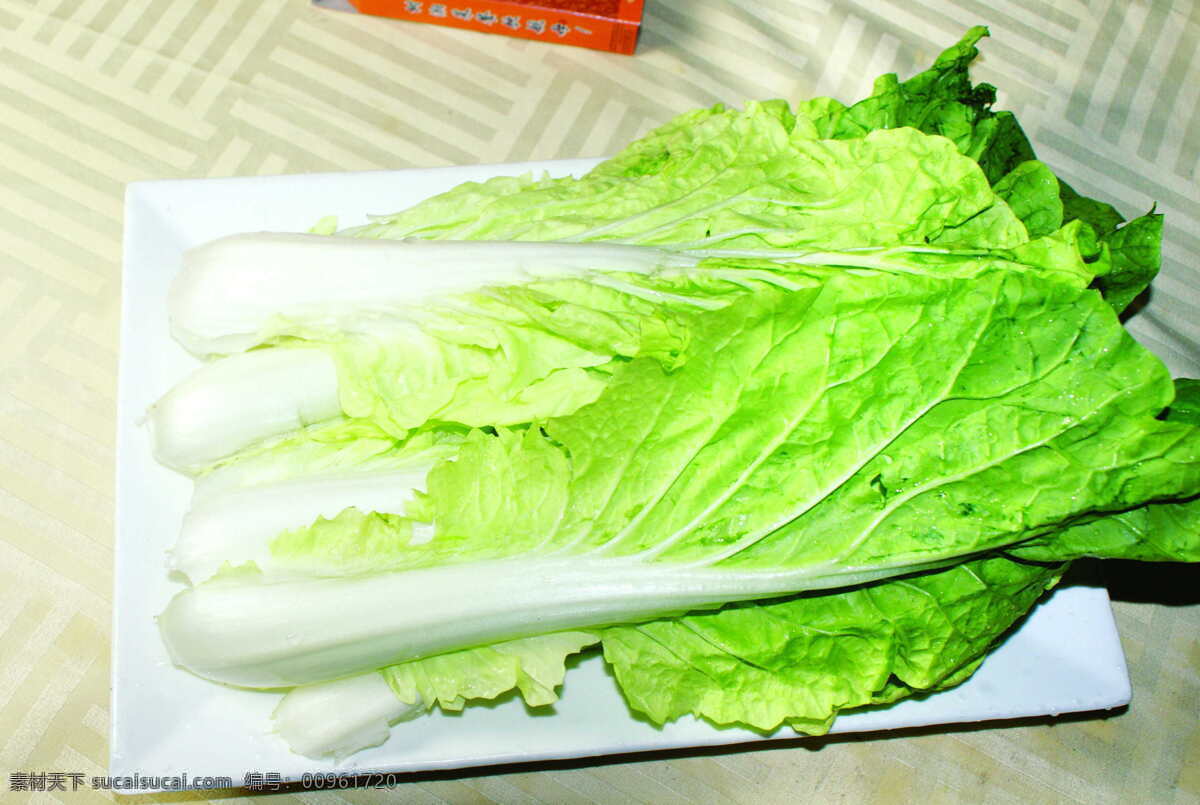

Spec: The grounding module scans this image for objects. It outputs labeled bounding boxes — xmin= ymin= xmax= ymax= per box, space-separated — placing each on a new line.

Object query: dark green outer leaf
xmin=1093 ymin=213 xmax=1162 ymax=313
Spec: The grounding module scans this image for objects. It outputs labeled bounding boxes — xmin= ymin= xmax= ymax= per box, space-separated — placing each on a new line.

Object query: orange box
xmin=335 ymin=0 xmax=644 ymax=54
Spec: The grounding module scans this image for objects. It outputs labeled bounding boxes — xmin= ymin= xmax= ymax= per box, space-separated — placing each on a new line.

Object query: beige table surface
xmin=1 ymin=0 xmax=1198 ymax=802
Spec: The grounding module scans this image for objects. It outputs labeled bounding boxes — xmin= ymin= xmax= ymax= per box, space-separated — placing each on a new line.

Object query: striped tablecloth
xmin=1 ymin=1 xmax=1197 ymax=801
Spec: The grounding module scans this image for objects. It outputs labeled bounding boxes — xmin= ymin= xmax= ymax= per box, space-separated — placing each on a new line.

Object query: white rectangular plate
xmin=113 ymin=161 xmax=1132 ymax=790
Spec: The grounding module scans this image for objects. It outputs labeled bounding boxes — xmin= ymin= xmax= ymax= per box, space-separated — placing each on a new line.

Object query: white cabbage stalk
xmin=171 ymin=466 xmax=433 ymax=585
xmin=272 ymin=672 xmax=422 ymax=760
xmin=158 ymin=555 xmax=953 ymax=689
xmin=148 ymin=348 xmax=341 ymax=472
xmin=170 ymin=233 xmax=697 ymax=356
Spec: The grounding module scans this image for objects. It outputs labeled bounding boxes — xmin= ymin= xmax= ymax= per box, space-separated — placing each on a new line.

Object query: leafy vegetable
xmin=1007 ymin=379 xmax=1200 ymax=564
xmin=272 ymin=672 xmax=423 ymax=761
xmin=148 ymin=26 xmax=1200 ymax=763
xmin=148 ymin=346 xmax=342 ymax=471
xmin=159 ymin=270 xmax=1200 ymax=688
xmin=273 ymin=631 xmax=598 ymax=759
xmin=155 ymin=23 xmax=1160 ymax=472
xmin=156 ymin=117 xmax=1051 ymax=470
xmin=602 ymin=555 xmax=1064 ymax=733
xmin=799 ymin=23 xmax=1158 ymax=314
xmin=172 ymin=424 xmax=460 ymax=584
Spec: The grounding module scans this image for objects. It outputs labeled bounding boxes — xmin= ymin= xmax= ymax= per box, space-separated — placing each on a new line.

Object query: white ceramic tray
xmin=112 ymin=161 xmax=1132 ymax=791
